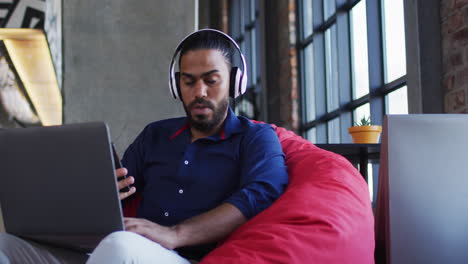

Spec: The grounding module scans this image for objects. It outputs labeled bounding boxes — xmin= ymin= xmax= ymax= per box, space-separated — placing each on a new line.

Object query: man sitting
xmin=0 ymin=29 xmax=288 ymax=264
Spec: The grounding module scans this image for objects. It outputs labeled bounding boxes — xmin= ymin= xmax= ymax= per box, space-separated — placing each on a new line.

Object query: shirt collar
xmin=222 ymin=107 xmax=243 ymax=139
xmin=170 ymin=107 xmax=242 ymax=141
xmin=169 ymin=123 xmax=190 ymax=140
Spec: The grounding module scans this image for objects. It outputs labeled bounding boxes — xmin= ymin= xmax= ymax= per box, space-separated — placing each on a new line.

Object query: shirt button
xmin=184 ymin=160 xmax=189 ymax=165
xmin=178 ymin=189 xmax=184 ymax=194
xmin=164 ymin=212 xmax=169 ymax=217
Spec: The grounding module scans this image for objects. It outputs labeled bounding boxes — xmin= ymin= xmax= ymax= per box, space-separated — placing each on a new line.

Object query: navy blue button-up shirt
xmin=122 ymin=108 xmax=288 ymax=226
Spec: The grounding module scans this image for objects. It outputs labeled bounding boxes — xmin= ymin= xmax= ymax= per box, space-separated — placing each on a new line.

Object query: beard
xmin=184 ymin=97 xmax=229 ymax=133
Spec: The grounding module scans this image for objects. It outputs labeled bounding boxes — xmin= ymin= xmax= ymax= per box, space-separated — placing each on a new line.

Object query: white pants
xmin=0 ymin=231 xmax=192 ymax=264
xmin=88 ymin=231 xmax=192 ymax=264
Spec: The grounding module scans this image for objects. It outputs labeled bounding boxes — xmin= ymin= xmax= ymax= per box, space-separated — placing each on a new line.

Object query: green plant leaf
xmin=354 ymin=116 xmax=372 ymax=126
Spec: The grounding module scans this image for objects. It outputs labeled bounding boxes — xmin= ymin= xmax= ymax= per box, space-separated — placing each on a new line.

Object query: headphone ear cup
xmin=230 ymin=67 xmax=242 ymax=98
xmin=174 ymin=72 xmax=182 ymax=100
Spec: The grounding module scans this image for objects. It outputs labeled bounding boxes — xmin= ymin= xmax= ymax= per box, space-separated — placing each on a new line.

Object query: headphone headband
xmin=169 ymin=29 xmax=248 ymax=100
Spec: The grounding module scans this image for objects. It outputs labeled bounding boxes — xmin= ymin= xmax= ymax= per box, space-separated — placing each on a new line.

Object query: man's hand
xmin=124 ymin=217 xmax=179 ymax=250
xmin=125 ymin=204 xmax=246 ymax=250
xmin=116 ymin=168 xmax=136 ymax=200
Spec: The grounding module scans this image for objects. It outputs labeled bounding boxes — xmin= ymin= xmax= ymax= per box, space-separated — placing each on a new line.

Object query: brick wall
xmin=265 ymin=0 xmax=299 ymax=132
xmin=279 ymin=0 xmax=299 ymax=132
xmin=441 ymin=0 xmax=468 ymax=112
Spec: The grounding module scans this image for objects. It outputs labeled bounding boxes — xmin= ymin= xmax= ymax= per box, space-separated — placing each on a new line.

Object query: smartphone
xmin=112 ymin=143 xmax=131 ymax=192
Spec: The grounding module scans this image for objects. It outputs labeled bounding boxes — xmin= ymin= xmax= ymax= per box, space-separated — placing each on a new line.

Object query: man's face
xmin=179 ymin=49 xmax=230 ymax=133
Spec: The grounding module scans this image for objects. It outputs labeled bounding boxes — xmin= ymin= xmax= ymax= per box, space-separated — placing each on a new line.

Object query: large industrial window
xmin=228 ymin=0 xmax=263 ymax=120
xmin=297 ymin=0 xmax=408 ymax=143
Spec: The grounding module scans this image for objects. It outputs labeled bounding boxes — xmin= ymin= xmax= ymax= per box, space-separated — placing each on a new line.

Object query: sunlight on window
xmin=306 ymin=127 xmax=317 ymax=143
xmin=325 ymin=25 xmax=339 ymax=112
xmin=302 ymin=0 xmax=313 ymax=37
xmin=323 ymin=0 xmax=336 ymax=20
xmin=382 ymin=0 xmax=406 ymax=82
xmin=350 ymin=0 xmax=370 ymax=99
xmin=327 ymin=117 xmax=340 ymax=143
xmin=353 ymin=103 xmax=371 ymax=125
xmin=304 ymin=44 xmax=315 ymax=122
xmin=386 ymin=86 xmax=408 ymax=114
xmin=356 ymin=163 xmax=374 ymax=201
xmin=368 ymin=163 xmax=374 ymax=201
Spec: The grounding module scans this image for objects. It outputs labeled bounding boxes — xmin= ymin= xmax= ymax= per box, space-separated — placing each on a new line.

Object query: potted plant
xmin=348 ymin=116 xmax=382 ymax=144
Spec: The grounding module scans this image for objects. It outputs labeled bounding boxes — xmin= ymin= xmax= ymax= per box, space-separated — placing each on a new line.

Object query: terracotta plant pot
xmin=348 ymin=125 xmax=382 ymax=144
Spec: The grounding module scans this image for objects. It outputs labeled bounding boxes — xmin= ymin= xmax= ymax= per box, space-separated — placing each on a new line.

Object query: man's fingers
xmin=125 ymin=224 xmax=146 ymax=237
xmin=124 ymin=218 xmax=153 ymax=230
xmin=124 ymin=218 xmax=151 ymax=237
xmin=124 ymin=218 xmax=142 ymax=232
xmin=119 ymin=186 xmax=136 ymax=200
xmin=124 ymin=217 xmax=150 ymax=225
xmin=115 ymin=167 xmax=128 ymax=178
xmin=117 ymin=176 xmax=134 ymax=190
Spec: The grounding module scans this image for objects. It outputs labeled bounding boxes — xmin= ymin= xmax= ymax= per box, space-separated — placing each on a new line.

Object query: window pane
xmin=249 ymin=29 xmax=257 ymax=86
xmin=306 ymin=127 xmax=317 ymax=143
xmin=368 ymin=163 xmax=374 ymax=201
xmin=386 ymin=86 xmax=408 ymax=114
xmin=357 ymin=162 xmax=374 ymax=200
xmin=323 ymin=0 xmax=336 ymax=20
xmin=327 ymin=117 xmax=340 ymax=143
xmin=353 ymin=103 xmax=371 ymax=125
xmin=304 ymin=44 xmax=315 ymax=122
xmin=236 ymin=98 xmax=255 ymax=118
xmin=316 ymin=123 xmax=326 ymax=143
xmin=350 ymin=0 xmax=370 ymax=99
xmin=382 ymin=0 xmax=406 ymax=82
xmin=302 ymin=0 xmax=313 ymax=38
xmin=229 ymin=0 xmax=241 ymax=38
xmin=250 ymin=0 xmax=256 ymax=22
xmin=243 ymin=0 xmax=251 ymax=25
xmin=255 ymin=26 xmax=261 ymax=82
xmin=232 ymin=39 xmax=242 ymax=74
xmin=325 ymin=25 xmax=339 ymax=112
xmin=243 ymin=31 xmax=252 ymax=87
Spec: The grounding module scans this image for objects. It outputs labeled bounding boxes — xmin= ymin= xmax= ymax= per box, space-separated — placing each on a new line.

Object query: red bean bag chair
xmin=124 ymin=124 xmax=375 ymax=263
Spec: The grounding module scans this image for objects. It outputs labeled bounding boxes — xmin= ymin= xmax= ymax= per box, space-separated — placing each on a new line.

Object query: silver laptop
xmin=0 ymin=122 xmax=124 ymax=252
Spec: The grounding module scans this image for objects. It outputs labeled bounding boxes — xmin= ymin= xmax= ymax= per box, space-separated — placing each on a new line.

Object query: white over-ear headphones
xmin=168 ymin=29 xmax=248 ymax=100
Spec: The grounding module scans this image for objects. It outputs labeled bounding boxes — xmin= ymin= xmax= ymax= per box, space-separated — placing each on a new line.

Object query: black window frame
xmin=228 ymin=0 xmax=263 ymax=120
xmin=296 ymin=0 xmax=408 ymax=143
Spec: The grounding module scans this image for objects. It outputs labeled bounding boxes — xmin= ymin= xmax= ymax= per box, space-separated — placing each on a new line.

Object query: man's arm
xmin=124 ymin=203 xmax=246 ymax=250
xmin=224 ymin=124 xmax=288 ymax=219
xmin=123 ymin=123 xmax=287 ymax=249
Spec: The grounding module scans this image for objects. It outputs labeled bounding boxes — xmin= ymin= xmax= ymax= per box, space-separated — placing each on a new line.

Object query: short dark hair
xmin=178 ymin=30 xmax=234 ymax=67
